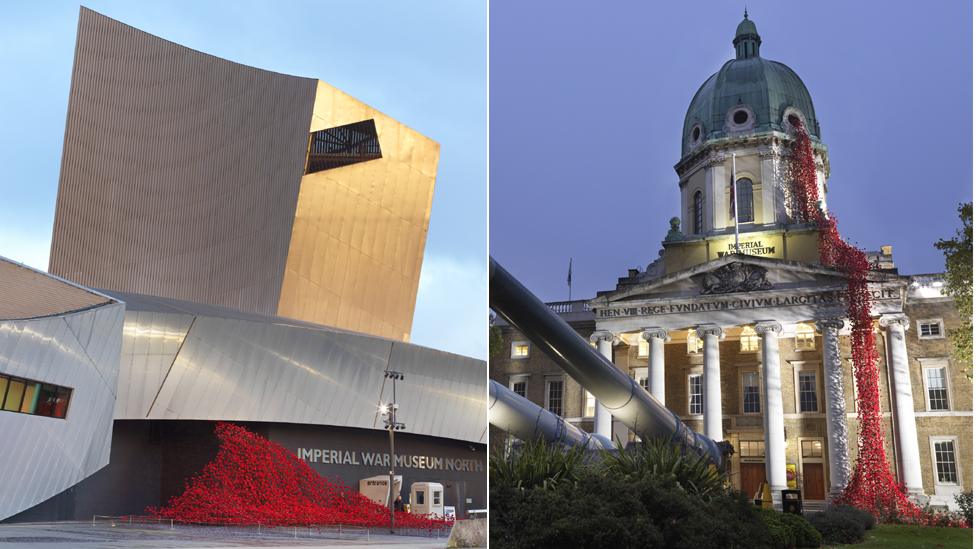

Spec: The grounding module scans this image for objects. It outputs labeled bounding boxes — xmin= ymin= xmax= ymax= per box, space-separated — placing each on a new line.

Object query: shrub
xmin=955 ymin=491 xmax=973 ymax=527
xmin=777 ymin=512 xmax=822 ymax=548
xmin=810 ymin=507 xmax=865 ymax=545
xmin=491 ymin=467 xmax=780 ymax=549
xmin=600 ymin=438 xmax=728 ymax=500
xmin=489 ymin=437 xmax=588 ymax=491
xmin=830 ymin=504 xmax=876 ymax=531
xmin=757 ymin=510 xmax=794 ymax=549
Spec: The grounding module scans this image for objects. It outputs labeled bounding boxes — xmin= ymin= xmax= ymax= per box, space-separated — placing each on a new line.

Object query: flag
xmin=567 ymin=258 xmax=573 ymax=287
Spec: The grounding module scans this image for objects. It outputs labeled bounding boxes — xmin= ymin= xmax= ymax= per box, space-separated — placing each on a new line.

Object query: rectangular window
xmin=433 ymin=491 xmax=441 ymax=505
xmin=584 ymin=391 xmax=595 ymax=417
xmin=688 ymin=373 xmax=703 ymax=415
xmin=800 ymin=439 xmax=823 ymax=458
xmin=511 ymin=381 xmax=527 ymax=398
xmin=742 ymin=371 xmax=761 ymax=414
xmin=511 ymin=341 xmax=530 ymax=359
xmin=687 ymin=330 xmax=703 ymax=355
xmin=0 ymin=373 xmax=72 ymax=419
xmin=740 ymin=440 xmax=765 ymax=458
xmin=546 ymin=379 xmax=564 ymax=417
xmin=415 ymin=491 xmax=425 ymax=505
xmin=637 ymin=338 xmax=649 ymax=358
xmin=740 ymin=333 xmax=760 ymax=353
xmin=933 ymin=440 xmax=959 ymax=484
xmin=925 ymin=367 xmax=950 ymax=411
xmin=795 ymin=329 xmax=816 ymax=351
xmin=798 ymin=371 xmax=818 ymax=412
xmin=918 ymin=319 xmax=944 ymax=340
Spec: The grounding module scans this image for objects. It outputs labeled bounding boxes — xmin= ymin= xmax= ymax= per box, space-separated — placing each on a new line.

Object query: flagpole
xmin=732 ymin=152 xmax=740 ymax=254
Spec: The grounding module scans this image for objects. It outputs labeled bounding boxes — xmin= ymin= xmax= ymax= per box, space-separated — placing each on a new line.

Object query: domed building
xmin=489 ymin=13 xmax=971 ymax=512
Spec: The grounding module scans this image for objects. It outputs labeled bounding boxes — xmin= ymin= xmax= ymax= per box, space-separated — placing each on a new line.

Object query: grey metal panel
xmin=0 ymin=302 xmax=124 ymax=520
xmin=115 ymin=298 xmax=486 ymax=444
xmin=49 ymin=7 xmax=317 ymax=317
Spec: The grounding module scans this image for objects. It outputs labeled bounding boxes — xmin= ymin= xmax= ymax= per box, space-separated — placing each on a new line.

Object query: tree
xmin=935 ymin=202 xmax=972 ymax=378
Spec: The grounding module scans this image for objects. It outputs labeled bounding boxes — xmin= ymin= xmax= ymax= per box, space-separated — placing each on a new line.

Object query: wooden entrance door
xmin=740 ymin=462 xmax=767 ymax=499
xmin=802 ymin=462 xmax=825 ymax=500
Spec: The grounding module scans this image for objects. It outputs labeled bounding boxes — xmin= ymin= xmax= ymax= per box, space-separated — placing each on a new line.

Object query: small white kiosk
xmin=409 ymin=482 xmax=444 ymax=516
xmin=359 ymin=475 xmax=402 ymax=506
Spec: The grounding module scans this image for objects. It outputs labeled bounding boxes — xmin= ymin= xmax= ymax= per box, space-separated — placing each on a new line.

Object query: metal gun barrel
xmin=489 ymin=256 xmax=725 ymax=467
xmin=489 ymin=379 xmax=613 ymax=450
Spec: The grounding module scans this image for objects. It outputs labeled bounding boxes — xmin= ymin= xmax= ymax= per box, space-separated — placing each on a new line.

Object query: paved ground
xmin=0 ymin=522 xmax=452 ymax=549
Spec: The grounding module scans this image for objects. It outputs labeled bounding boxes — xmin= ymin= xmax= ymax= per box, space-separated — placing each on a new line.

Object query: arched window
xmin=736 ymin=178 xmax=754 ymax=223
xmin=693 ymin=191 xmax=703 ymax=234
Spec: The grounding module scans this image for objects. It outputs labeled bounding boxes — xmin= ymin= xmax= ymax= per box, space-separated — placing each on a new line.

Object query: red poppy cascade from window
xmin=788 ymin=118 xmax=922 ymax=521
xmin=148 ymin=423 xmax=449 ymax=529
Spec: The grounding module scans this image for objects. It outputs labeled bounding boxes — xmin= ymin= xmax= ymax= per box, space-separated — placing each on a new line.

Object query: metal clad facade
xmin=114 ymin=294 xmax=486 ymax=444
xmin=276 ymin=81 xmax=440 ymax=341
xmin=0 ymin=302 xmax=124 ymax=520
xmin=49 ymin=7 xmax=317 ymax=316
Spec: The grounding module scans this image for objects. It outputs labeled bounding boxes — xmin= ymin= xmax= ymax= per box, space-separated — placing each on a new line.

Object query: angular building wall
xmin=49 ymin=8 xmax=438 ymax=341
xmin=0 ymin=258 xmax=124 ymax=521
xmin=277 ymin=82 xmax=439 ymax=341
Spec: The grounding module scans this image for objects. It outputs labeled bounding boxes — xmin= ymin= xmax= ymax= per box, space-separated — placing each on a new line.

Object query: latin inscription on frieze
xmin=595 ymin=288 xmax=899 ymax=319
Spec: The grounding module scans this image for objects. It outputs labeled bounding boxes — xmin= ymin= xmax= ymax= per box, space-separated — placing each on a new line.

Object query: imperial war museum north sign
xmin=296 ymin=447 xmax=485 ymax=473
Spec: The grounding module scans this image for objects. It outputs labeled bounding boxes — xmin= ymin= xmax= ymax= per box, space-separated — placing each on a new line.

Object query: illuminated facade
xmin=49 ymin=7 xmax=437 ymax=342
xmin=490 ymin=13 xmax=971 ymax=511
xmin=1 ymin=8 xmax=483 ymax=523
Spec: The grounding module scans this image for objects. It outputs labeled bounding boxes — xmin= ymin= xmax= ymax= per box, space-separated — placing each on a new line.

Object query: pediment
xmin=592 ymin=254 xmax=898 ymax=306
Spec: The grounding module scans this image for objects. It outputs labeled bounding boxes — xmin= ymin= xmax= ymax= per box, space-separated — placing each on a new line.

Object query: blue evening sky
xmin=0 ymin=1 xmax=486 ymax=359
xmin=490 ymin=1 xmax=973 ymax=302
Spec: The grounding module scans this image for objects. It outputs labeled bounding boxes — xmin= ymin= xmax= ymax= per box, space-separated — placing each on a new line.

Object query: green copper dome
xmin=682 ymin=13 xmax=820 ymax=157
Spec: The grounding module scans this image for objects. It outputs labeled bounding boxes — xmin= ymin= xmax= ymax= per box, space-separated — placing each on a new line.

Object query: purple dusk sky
xmin=489 ymin=1 xmax=972 ymax=303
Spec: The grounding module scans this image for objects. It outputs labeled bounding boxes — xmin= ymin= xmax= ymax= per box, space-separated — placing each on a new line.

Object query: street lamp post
xmin=383 ymin=370 xmax=405 ymax=534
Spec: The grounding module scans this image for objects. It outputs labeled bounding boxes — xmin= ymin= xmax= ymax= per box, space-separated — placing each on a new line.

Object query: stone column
xmin=641 ymin=327 xmax=669 ymax=404
xmin=816 ymin=318 xmax=851 ymax=501
xmin=756 ymin=321 xmax=787 ymax=509
xmin=880 ymin=314 xmax=924 ymax=496
xmin=696 ymin=324 xmax=724 ymax=441
xmin=589 ymin=330 xmax=615 ymax=439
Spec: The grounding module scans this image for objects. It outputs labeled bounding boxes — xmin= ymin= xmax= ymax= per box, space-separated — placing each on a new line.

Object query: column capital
xmin=754 ymin=320 xmax=783 ymax=335
xmin=640 ymin=327 xmax=670 ymax=342
xmin=815 ymin=317 xmax=846 ymax=332
xmin=589 ymin=330 xmax=617 ymax=344
xmin=696 ymin=324 xmax=724 ymax=339
xmin=879 ymin=313 xmax=910 ymax=331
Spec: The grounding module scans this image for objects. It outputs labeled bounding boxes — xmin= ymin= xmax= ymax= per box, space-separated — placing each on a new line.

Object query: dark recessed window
xmin=305 ymin=119 xmax=382 ymax=174
xmin=692 ymin=126 xmax=701 ymax=141
xmin=693 ymin=190 xmax=704 ymax=234
xmin=0 ymin=373 xmax=72 ymax=419
xmin=736 ymin=178 xmax=754 ymax=223
xmin=733 ymin=110 xmax=749 ymax=125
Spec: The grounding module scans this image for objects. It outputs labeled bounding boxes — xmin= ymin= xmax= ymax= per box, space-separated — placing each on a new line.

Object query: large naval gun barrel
xmin=489 ymin=379 xmax=613 ymax=450
xmin=489 ymin=257 xmax=727 ymax=468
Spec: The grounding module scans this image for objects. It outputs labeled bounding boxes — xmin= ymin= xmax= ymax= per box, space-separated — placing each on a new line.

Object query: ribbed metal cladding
xmin=109 ymin=291 xmax=486 ymax=445
xmin=0 ymin=257 xmax=124 ymax=520
xmin=49 ymin=7 xmax=317 ymax=316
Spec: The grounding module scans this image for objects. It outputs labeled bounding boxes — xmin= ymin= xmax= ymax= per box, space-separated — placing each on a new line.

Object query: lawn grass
xmin=826 ymin=524 xmax=972 ymax=548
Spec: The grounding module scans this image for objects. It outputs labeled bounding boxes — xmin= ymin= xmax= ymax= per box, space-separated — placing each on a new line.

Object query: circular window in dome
xmin=725 ymin=105 xmax=755 ymax=133
xmin=692 ymin=126 xmax=701 ymax=141
xmin=733 ymin=110 xmax=749 ymax=125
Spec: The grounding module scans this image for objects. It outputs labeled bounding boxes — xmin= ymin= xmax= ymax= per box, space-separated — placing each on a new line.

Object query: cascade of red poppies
xmin=148 ymin=423 xmax=449 ymax=529
xmin=786 ymin=117 xmax=919 ymax=520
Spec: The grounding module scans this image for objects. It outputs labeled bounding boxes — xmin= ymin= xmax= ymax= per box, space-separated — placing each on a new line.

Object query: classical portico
xmin=586 ymin=254 xmax=915 ymax=508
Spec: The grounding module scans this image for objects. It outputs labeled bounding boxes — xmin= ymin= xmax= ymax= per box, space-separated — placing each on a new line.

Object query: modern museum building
xmin=0 ymin=8 xmax=486 ymax=522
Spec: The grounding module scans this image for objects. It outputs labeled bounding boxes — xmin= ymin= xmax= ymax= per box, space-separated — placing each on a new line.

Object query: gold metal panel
xmin=663 ymin=227 xmax=821 ymax=273
xmin=0 ymin=258 xmax=112 ymax=320
xmin=276 ymin=81 xmax=439 ymax=341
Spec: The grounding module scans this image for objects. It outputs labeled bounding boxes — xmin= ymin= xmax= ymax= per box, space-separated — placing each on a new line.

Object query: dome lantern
xmin=733 ymin=9 xmax=761 ymax=59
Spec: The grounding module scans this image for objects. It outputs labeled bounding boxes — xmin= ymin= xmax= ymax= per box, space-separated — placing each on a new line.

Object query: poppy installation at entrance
xmin=150 ymin=423 xmax=449 ymax=529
